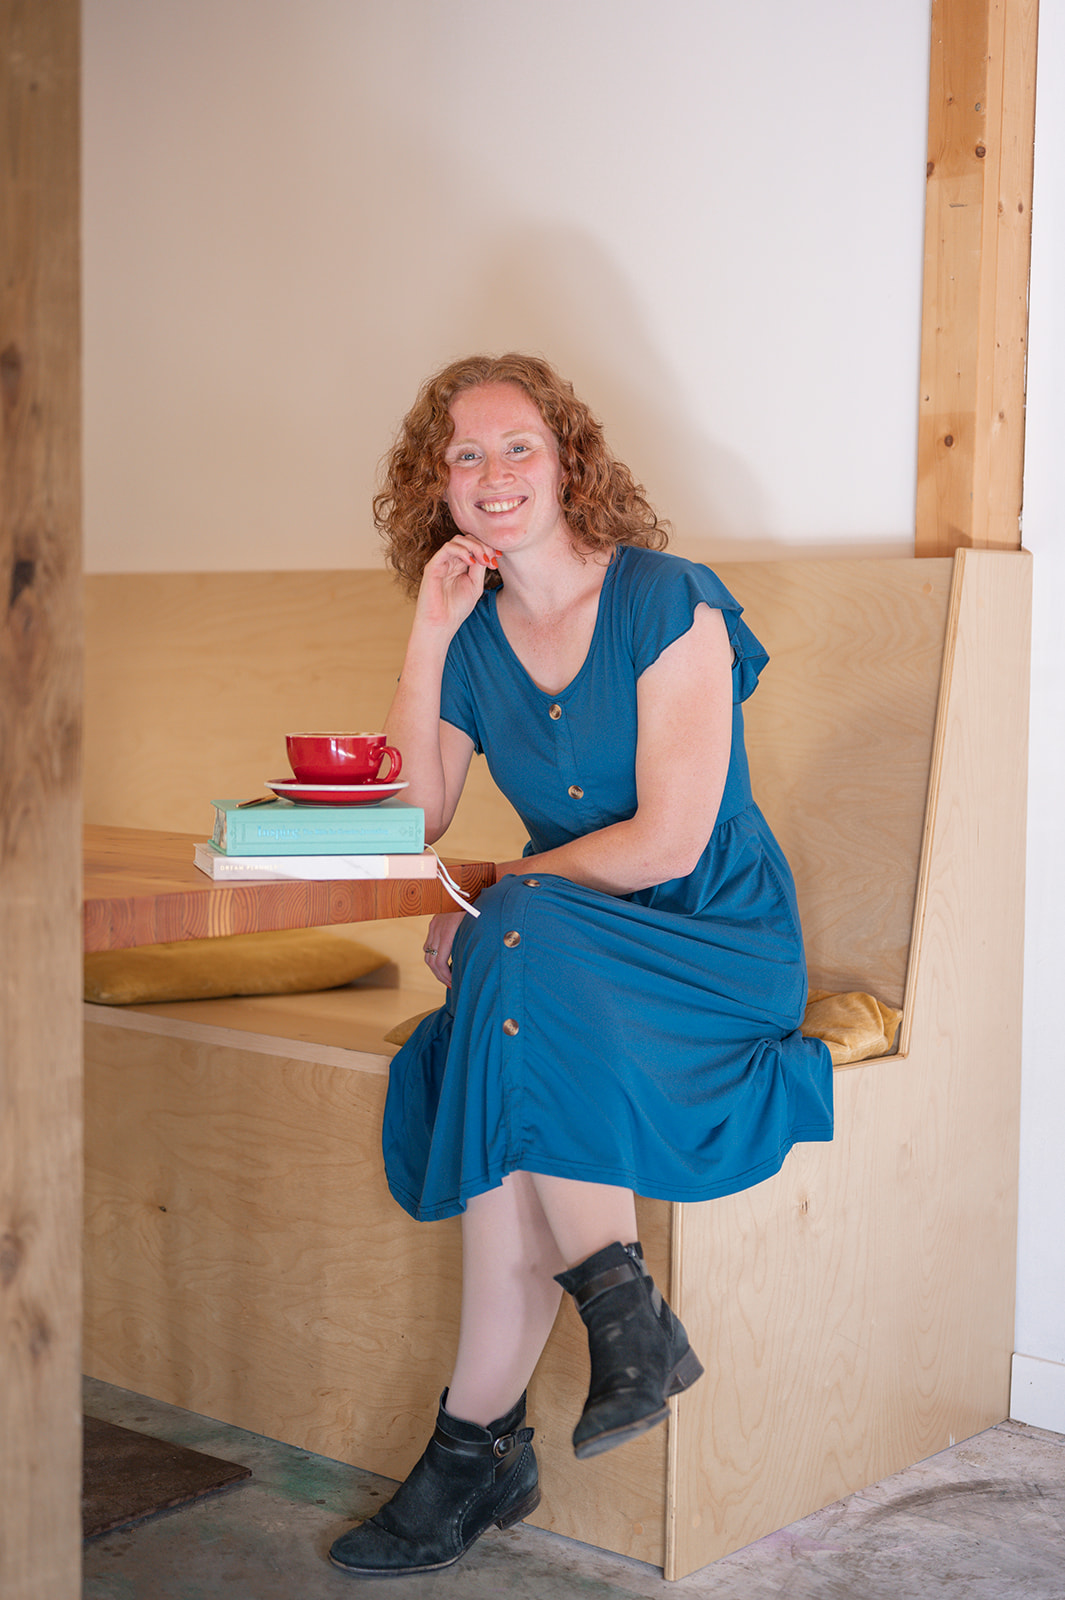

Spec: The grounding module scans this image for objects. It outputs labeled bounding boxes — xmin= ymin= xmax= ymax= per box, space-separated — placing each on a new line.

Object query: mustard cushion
xmin=384 ymin=1009 xmax=437 ymax=1046
xmin=85 ymin=927 xmax=389 ymax=1005
xmin=802 ymin=988 xmax=902 ymax=1066
xmin=385 ymin=990 xmax=903 ymax=1065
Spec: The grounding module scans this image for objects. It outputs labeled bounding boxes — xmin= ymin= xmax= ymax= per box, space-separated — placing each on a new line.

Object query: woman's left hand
xmin=422 ymin=911 xmax=466 ymax=987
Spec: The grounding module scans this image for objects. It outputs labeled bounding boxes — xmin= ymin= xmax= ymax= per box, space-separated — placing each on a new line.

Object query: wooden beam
xmin=0 ymin=1 xmax=83 ymax=1597
xmin=916 ymin=0 xmax=1039 ymax=556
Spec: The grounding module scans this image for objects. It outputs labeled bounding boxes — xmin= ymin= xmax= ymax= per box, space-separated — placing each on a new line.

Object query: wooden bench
xmin=82 ymin=550 xmax=1031 ymax=1578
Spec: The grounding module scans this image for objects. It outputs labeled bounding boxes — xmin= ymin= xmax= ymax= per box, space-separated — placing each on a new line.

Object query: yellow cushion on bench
xmin=85 ymin=927 xmax=390 ymax=1005
xmin=802 ymin=989 xmax=902 ymax=1065
xmin=384 ymin=989 xmax=903 ymax=1065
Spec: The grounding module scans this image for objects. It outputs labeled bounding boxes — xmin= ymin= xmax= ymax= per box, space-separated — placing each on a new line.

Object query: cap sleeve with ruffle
xmin=625 ymin=550 xmax=769 ymax=704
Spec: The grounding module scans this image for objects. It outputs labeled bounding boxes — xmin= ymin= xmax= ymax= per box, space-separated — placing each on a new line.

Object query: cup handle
xmin=376 ymin=746 xmax=402 ymax=782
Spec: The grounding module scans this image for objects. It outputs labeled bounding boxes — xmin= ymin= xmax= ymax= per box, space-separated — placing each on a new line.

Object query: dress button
xmin=503 ymin=1018 xmax=520 ymax=1036
xmin=568 ymin=785 xmax=584 ymax=799
xmin=548 ymin=703 xmax=562 ymax=720
xmin=503 ymin=930 xmax=521 ymax=948
xmin=523 ymin=877 xmax=540 ymax=888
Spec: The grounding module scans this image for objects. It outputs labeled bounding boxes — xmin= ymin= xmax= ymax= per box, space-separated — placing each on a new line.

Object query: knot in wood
xmin=0 ymin=342 xmax=21 ymax=405
xmin=0 ymin=1230 xmax=23 ymax=1287
xmin=10 ymin=557 xmax=36 ymax=609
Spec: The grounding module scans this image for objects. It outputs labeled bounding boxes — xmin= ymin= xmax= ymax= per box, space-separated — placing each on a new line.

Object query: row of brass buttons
xmin=502 ymin=876 xmax=539 ymax=1035
xmin=546 ymin=703 xmax=583 ymax=797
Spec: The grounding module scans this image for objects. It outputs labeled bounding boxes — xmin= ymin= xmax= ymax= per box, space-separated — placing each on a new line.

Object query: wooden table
xmin=84 ymin=824 xmax=495 ymax=952
xmin=82 ymin=823 xmax=496 ymax=1526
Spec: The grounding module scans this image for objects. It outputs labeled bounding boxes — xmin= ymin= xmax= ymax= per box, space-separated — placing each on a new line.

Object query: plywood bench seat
xmin=83 ymin=550 xmax=1031 ymax=1578
xmin=84 ymin=901 xmax=900 ymax=1067
xmin=84 ymin=970 xmax=427 ymax=1064
xmin=84 ymin=913 xmax=444 ymax=1057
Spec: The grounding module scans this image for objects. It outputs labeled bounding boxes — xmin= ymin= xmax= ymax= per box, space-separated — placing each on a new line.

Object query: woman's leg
xmin=445 ymin=1172 xmax=639 ymax=1427
xmin=527 ymin=1173 xmax=638 ymax=1268
xmin=520 ymin=1177 xmax=702 ymax=1461
xmin=330 ymin=1172 xmax=558 ymax=1575
xmin=329 ymin=1174 xmax=673 ymax=1575
xmin=445 ymin=1171 xmax=568 ymax=1425
xmin=446 ymin=1172 xmax=638 ymax=1424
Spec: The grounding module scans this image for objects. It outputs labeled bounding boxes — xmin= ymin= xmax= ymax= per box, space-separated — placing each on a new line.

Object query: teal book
xmin=210 ymin=799 xmax=425 ymax=856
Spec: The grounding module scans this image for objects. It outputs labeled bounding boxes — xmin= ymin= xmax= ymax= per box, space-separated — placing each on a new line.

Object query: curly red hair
xmin=374 ymin=353 xmax=669 ymax=593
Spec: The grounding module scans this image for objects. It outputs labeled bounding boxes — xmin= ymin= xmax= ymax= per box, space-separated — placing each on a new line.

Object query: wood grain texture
xmin=82 ymin=568 xmax=530 ymax=864
xmin=666 ymin=551 xmax=1030 ymax=1578
xmin=85 ymin=988 xmax=427 ymax=1065
xmin=0 ymin=2 xmax=82 ymax=1596
xmin=86 ymin=559 xmax=953 ymax=1005
xmin=83 ymin=824 xmax=495 ymax=951
xmin=82 ymin=553 xmax=1031 ymax=1578
xmin=717 ymin=559 xmax=953 ymax=1009
xmin=82 ymin=1021 xmax=670 ymax=1565
xmin=916 ymin=0 xmax=1038 ymax=555
xmin=83 ymin=570 xmax=415 ymax=836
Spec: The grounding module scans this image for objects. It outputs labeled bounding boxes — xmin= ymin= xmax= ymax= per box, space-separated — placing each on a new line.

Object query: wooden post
xmin=0 ymin=2 xmax=83 ymax=1597
xmin=916 ymin=0 xmax=1039 ymax=556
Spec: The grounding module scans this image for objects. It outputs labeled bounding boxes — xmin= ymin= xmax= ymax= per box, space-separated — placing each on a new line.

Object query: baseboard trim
xmin=1010 ymin=1352 xmax=1065 ymax=1435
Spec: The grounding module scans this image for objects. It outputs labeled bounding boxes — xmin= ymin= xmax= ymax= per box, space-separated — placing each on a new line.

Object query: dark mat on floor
xmin=83 ymin=1414 xmax=252 ymax=1539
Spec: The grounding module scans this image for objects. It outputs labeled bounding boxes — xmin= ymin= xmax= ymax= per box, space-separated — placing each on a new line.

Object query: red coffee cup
xmin=285 ymin=732 xmax=403 ymax=785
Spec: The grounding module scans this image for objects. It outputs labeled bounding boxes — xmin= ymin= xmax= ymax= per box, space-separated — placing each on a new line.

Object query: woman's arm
xmin=497 ymin=603 xmax=733 ymax=893
xmin=384 ymin=535 xmax=496 ymax=841
xmin=384 ymin=639 xmax=476 ymax=843
xmin=420 ymin=603 xmax=732 ymax=986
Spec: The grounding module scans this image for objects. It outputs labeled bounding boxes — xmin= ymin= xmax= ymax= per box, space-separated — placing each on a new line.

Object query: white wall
xmin=82 ymin=0 xmax=1064 ymax=1430
xmin=1010 ymin=0 xmax=1065 ymax=1437
xmin=83 ymin=0 xmax=928 ymax=571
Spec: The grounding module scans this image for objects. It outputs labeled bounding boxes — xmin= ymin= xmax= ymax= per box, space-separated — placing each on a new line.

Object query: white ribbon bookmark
xmin=426 ymin=848 xmax=483 ymax=917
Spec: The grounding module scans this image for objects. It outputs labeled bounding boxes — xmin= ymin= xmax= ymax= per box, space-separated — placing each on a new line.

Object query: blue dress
xmin=382 ymin=546 xmax=833 ymax=1222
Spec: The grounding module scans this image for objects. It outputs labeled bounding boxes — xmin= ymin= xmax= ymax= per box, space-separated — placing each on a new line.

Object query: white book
xmin=191 ymin=842 xmax=482 ymax=918
xmin=193 ymin=841 xmax=439 ymax=882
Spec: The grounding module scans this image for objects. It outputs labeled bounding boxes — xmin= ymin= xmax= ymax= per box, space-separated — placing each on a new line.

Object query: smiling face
xmin=444 ymin=382 xmax=568 ymax=558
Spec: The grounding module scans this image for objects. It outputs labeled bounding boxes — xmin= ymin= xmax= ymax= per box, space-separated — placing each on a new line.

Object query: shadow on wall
xmin=84 ymin=7 xmax=915 ymax=572
xmin=361 ymin=207 xmax=903 ymax=564
xmin=344 ymin=126 xmax=911 ymax=564
xmin=445 ymin=224 xmax=776 ymax=553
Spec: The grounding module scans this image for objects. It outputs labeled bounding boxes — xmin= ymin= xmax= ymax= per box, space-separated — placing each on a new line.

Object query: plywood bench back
xmin=84 ymin=557 xmax=955 ymax=1009
xmin=717 ymin=558 xmax=953 ymax=1006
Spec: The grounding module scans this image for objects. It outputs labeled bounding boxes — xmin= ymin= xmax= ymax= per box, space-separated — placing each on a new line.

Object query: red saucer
xmin=266 ymin=779 xmax=409 ymax=807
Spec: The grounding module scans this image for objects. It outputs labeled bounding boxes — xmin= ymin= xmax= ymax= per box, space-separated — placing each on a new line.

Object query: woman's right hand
xmin=414 ymin=535 xmax=500 ymax=636
xmin=422 ymin=910 xmax=466 ymax=988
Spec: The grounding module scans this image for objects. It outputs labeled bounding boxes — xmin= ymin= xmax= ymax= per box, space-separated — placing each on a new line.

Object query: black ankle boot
xmin=328 ymin=1390 xmax=539 ymax=1577
xmin=555 ymin=1240 xmax=704 ymax=1459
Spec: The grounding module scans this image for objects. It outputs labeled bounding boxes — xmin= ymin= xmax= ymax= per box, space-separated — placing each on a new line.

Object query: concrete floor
xmin=82 ymin=1377 xmax=1065 ymax=1600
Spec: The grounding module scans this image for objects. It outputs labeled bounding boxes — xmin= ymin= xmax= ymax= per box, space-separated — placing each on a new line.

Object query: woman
xmin=328 ymin=354 xmax=833 ymax=1578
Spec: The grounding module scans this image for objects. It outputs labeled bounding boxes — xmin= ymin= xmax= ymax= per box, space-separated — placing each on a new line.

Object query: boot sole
xmin=327 ymin=1484 xmax=542 ymax=1578
xmin=573 ymin=1346 xmax=705 ymax=1460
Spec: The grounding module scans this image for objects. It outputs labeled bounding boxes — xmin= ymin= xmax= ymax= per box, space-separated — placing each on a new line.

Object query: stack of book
xmin=193 ymin=798 xmax=435 ymax=881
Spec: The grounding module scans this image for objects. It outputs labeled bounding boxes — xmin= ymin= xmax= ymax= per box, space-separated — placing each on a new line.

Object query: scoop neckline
xmin=486 ymin=547 xmax=623 ymax=701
